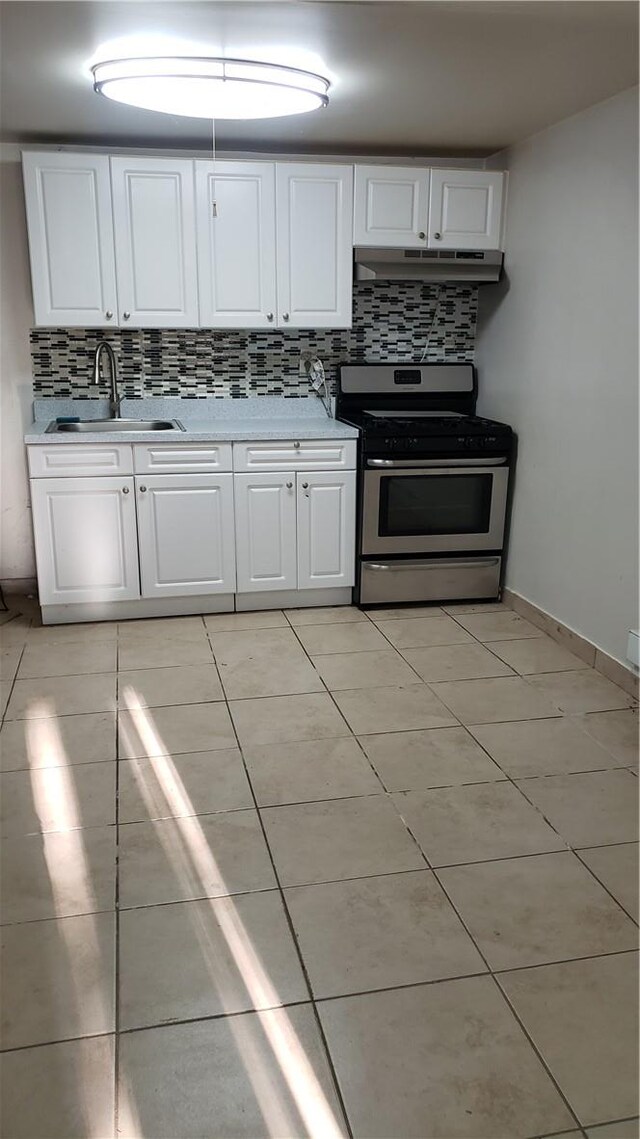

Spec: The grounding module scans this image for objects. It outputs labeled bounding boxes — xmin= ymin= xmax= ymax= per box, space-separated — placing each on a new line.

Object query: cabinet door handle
xmin=293 ymin=441 xmax=301 ymax=449
xmin=139 ymin=485 xmax=147 ymax=493
xmin=434 ymin=232 xmax=442 ymax=240
xmin=418 ymin=231 xmax=426 ymax=240
xmin=282 ymin=312 xmax=290 ymax=321
xmin=302 ymin=481 xmax=309 ymax=489
xmin=286 ymin=481 xmax=293 ymax=489
xmin=123 ymin=311 xmax=131 ymax=320
xmin=122 ymin=486 xmax=130 ymax=494
xmin=266 ymin=312 xmax=274 ymax=322
xmin=105 ymin=310 xmax=113 ymax=320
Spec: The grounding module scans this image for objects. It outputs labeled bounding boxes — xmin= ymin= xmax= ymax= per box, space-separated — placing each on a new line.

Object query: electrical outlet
xmin=299 ymin=351 xmax=312 ymax=378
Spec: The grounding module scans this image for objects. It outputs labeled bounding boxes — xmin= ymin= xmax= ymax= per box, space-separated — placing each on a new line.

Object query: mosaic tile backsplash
xmin=30 ymin=282 xmax=478 ymax=399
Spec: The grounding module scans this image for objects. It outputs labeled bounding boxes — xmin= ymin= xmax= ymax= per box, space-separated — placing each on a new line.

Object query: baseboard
xmin=502 ymin=588 xmax=639 ymax=700
xmin=236 ymin=587 xmax=352 ymax=611
xmin=41 ymin=594 xmax=235 ymax=625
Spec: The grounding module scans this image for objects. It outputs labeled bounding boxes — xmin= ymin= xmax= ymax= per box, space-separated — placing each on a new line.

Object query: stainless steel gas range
xmin=335 ymin=363 xmax=515 ymax=606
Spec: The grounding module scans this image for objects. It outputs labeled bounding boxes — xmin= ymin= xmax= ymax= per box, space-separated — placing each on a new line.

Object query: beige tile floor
xmin=0 ymin=594 xmax=638 ymax=1139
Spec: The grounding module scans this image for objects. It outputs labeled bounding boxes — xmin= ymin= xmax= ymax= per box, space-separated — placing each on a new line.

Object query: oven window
xmin=379 ymin=474 xmax=493 ymax=536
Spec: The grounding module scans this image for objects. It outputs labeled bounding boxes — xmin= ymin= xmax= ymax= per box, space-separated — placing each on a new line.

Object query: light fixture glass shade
xmin=92 ymin=57 xmax=330 ymax=119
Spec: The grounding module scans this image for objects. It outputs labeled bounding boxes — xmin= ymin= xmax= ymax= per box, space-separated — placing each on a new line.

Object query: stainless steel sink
xmin=46 ymin=419 xmax=185 ymax=433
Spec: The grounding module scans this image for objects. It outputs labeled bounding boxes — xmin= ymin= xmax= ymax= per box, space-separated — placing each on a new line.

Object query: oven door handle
xmin=367 ymin=558 xmax=501 ymax=571
xmin=366 ymin=457 xmax=508 ymax=468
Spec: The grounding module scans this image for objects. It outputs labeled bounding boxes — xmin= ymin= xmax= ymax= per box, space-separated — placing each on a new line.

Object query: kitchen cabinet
xmin=353 ymin=165 xmax=430 ymax=248
xmin=234 ymin=465 xmax=356 ymax=594
xmin=428 ymin=169 xmax=505 ymax=250
xmin=22 ymin=152 xmax=118 ymax=328
xmin=234 ymin=472 xmax=298 ymax=593
xmin=110 ymin=157 xmax=199 ymax=327
xmin=30 ymin=475 xmax=139 ymax=605
xmin=196 ymin=161 xmax=277 ymax=329
xmin=136 ymin=474 xmax=236 ymax=598
xmin=353 ymin=164 xmax=505 ymax=251
xmin=297 ymin=471 xmax=356 ymax=589
xmin=27 ymin=436 xmax=356 ymax=616
xmin=276 ymin=163 xmax=354 ymax=328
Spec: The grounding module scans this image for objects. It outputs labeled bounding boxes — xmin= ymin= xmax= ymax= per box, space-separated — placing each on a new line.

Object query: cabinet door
xmin=234 ymin=473 xmax=297 ymax=592
xmin=428 ymin=170 xmax=504 ymax=250
xmin=353 ymin=165 xmax=430 ymax=248
xmin=297 ymin=470 xmax=356 ymax=590
xmin=276 ymin=163 xmax=353 ymax=329
xmin=22 ymin=152 xmax=118 ymax=328
xmin=110 ymin=157 xmax=198 ymax=327
xmin=30 ymin=476 xmax=139 ymax=605
xmin=136 ymin=474 xmax=235 ymax=598
xmin=196 ymin=161 xmax=277 ymax=328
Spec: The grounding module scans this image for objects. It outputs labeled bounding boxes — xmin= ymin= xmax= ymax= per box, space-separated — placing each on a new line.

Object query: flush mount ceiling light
xmin=91 ymin=56 xmax=330 ymax=119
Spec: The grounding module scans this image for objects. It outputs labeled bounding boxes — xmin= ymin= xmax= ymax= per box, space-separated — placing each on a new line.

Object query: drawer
xmin=28 ymin=443 xmax=133 ymax=478
xmin=360 ymin=556 xmax=502 ymax=605
xmin=233 ymin=439 xmax=357 ymax=472
xmin=134 ymin=443 xmax=233 ymax=474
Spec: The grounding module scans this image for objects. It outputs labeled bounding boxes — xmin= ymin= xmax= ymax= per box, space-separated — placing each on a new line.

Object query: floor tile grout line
xmin=429 ymin=863 xmax=586 ymax=1135
xmin=4 ymin=843 xmax=637 ymax=926
xmin=113 ymin=623 xmax=122 ymax=1138
xmin=492 ymin=974 xmax=586 ymax=1134
xmin=435 ymin=703 xmax=640 ymax=926
xmin=3 ymin=946 xmax=639 ymax=1058
xmin=510 ymin=770 xmax=640 ymax=927
xmin=285 ymin=619 xmax=473 ymax=854
xmin=220 ymin=678 xmax=356 ymax=1139
xmin=576 ymin=1114 xmax=640 ymax=1134
xmin=571 ymin=848 xmax=639 ymax=929
xmin=0 ymin=635 xmax=28 ymax=726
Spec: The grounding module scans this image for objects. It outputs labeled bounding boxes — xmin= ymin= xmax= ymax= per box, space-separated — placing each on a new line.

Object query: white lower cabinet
xmin=28 ymin=439 xmax=356 ymax=614
xmin=297 ymin=471 xmax=356 ymax=589
xmin=136 ymin=474 xmax=236 ymax=598
xmin=30 ymin=476 xmax=140 ymax=605
xmin=234 ymin=472 xmax=297 ymax=593
xmin=234 ymin=468 xmax=356 ymax=593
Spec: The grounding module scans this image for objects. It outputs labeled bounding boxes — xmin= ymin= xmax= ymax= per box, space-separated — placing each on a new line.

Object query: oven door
xmin=362 ymin=458 xmax=509 ymax=555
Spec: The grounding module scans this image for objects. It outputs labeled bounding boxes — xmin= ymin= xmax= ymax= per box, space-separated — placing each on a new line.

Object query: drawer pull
xmin=293 ymin=441 xmax=301 ymax=449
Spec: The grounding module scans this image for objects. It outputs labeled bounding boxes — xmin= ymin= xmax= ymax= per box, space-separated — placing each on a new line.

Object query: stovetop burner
xmin=335 ymin=362 xmax=514 ymax=456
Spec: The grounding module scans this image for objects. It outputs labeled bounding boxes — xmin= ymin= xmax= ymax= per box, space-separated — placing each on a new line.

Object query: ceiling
xmin=1 ymin=1 xmax=638 ymax=157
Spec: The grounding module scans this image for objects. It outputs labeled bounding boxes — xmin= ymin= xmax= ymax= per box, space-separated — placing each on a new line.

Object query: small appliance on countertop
xmin=335 ymin=362 xmax=515 ymax=606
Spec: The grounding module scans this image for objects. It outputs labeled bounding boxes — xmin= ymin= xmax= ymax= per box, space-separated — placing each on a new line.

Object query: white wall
xmin=476 ymin=86 xmax=638 ymax=666
xmin=0 ymin=145 xmax=36 ymax=583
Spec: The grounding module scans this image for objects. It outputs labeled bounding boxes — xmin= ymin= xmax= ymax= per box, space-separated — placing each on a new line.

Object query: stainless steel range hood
xmin=354 ymin=247 xmax=503 ymax=283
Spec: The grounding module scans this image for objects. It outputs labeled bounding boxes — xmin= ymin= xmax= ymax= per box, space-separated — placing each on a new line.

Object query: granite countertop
xmin=25 ymin=396 xmax=360 ymax=444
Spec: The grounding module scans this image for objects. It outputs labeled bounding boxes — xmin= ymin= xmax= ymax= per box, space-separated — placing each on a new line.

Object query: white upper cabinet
xmin=353 ymin=165 xmax=430 ymax=248
xmin=276 ymin=163 xmax=354 ymax=329
xmin=428 ymin=169 xmax=504 ymax=250
xmin=110 ymin=157 xmax=199 ymax=327
xmin=196 ymin=161 xmax=277 ymax=329
xmin=136 ymin=473 xmax=236 ymax=598
xmin=22 ymin=152 xmax=118 ymax=328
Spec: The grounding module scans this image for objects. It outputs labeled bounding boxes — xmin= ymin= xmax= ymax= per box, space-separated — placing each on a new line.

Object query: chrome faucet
xmin=92 ymin=342 xmax=121 ymax=418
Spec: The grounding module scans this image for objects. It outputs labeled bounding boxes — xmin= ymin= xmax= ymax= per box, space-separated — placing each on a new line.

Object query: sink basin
xmin=46 ymin=419 xmax=185 ymax=433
